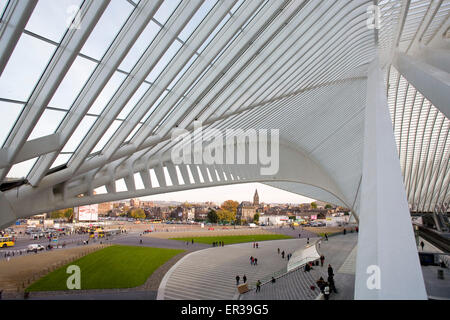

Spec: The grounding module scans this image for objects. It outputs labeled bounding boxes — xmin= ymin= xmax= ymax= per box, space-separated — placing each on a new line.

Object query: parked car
xmin=27 ymin=244 xmax=45 ymax=253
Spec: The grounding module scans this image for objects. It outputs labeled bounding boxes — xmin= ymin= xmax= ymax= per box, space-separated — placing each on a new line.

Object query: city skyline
xmin=136 ymin=182 xmax=316 ymax=205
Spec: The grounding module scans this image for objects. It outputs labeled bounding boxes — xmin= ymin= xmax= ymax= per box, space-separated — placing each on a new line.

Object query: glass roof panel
xmin=145 ymin=40 xmax=183 ymax=83
xmin=125 ymin=123 xmax=142 ymax=142
xmin=167 ymin=54 xmax=198 ymax=90
xmin=118 ymin=20 xmax=161 ymax=72
xmin=50 ymin=153 xmax=72 ymax=169
xmin=117 ymin=82 xmax=150 ymax=119
xmin=0 ymin=33 xmax=56 ymax=101
xmin=7 ymin=157 xmax=38 ymax=179
xmin=62 ymin=115 xmax=97 ymax=153
xmin=197 ymin=13 xmax=231 ymax=53
xmin=88 ymin=71 xmax=127 ymax=115
xmin=48 ymin=55 xmax=97 ymax=110
xmin=80 ymin=0 xmax=134 ymax=60
xmin=153 ymin=0 xmax=182 ymax=25
xmin=28 ymin=108 xmax=66 ymax=141
xmin=0 ymin=100 xmax=23 ymax=147
xmin=25 ymin=0 xmax=83 ymax=43
xmin=230 ymin=0 xmax=245 ymax=14
xmin=91 ymin=119 xmax=122 ymax=153
xmin=178 ymin=0 xmax=218 ymax=42
xmin=0 ymin=0 xmax=8 ymax=19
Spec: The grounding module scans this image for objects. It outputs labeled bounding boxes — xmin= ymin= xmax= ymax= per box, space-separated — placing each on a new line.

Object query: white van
xmin=248 ymin=223 xmax=258 ymax=228
xmin=27 ymin=244 xmax=45 ymax=252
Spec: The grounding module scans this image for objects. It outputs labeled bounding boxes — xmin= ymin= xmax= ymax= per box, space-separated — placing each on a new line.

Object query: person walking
xmin=328 ymin=275 xmax=338 ymax=293
xmin=307 ymin=237 xmax=309 ymax=244
xmin=243 ymin=275 xmax=247 ymax=283
xmin=236 ymin=275 xmax=240 ymax=285
xmin=298 ymin=233 xmax=301 ymax=238
xmin=256 ymin=243 xmax=259 ymax=249
xmin=250 ymin=256 xmax=254 ymax=265
xmin=254 ymin=257 xmax=258 ymax=265
xmin=256 ymin=280 xmax=261 ymax=293
xmin=191 ymin=239 xmax=194 ymax=245
xmin=320 ymin=254 xmax=325 ymax=267
xmin=277 ymin=248 xmax=280 ymax=254
xmin=281 ymin=251 xmax=285 ymax=259
xmin=253 ymin=242 xmax=255 ymax=248
xmin=343 ymin=228 xmax=346 ymax=235
xmin=325 ymin=233 xmax=328 ymax=241
xmin=420 ymin=241 xmax=425 ymax=251
xmin=328 ymin=264 xmax=334 ymax=278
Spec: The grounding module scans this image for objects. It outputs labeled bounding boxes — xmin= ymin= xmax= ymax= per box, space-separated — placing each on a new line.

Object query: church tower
xmin=253 ymin=189 xmax=259 ymax=206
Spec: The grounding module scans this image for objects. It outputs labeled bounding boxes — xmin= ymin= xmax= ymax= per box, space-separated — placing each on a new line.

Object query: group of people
xmin=212 ymin=241 xmax=224 ymax=247
xmin=235 ymin=274 xmax=248 ymax=285
xmin=252 ymin=242 xmax=259 ymax=248
xmin=249 ymin=256 xmax=258 ymax=265
xmin=315 ymin=264 xmax=337 ymax=300
xmin=277 ymin=248 xmax=292 ymax=260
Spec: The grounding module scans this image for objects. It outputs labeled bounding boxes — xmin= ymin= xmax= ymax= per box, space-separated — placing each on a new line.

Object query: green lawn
xmin=170 ymin=234 xmax=292 ymax=245
xmin=26 ymin=245 xmax=184 ymax=292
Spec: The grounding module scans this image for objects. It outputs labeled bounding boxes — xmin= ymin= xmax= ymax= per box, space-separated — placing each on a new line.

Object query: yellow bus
xmin=89 ymin=228 xmax=105 ymax=238
xmin=0 ymin=235 xmax=15 ymax=248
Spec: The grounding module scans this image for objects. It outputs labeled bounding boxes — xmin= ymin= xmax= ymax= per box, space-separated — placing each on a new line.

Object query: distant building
xmin=98 ymin=202 xmax=112 ymax=216
xmin=130 ymin=198 xmax=140 ymax=208
xmin=237 ymin=201 xmax=256 ymax=223
xmin=253 ymin=189 xmax=259 ymax=206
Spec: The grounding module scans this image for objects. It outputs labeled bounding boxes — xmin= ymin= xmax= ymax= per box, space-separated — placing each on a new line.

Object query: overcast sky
xmin=139 ymin=182 xmax=316 ymax=205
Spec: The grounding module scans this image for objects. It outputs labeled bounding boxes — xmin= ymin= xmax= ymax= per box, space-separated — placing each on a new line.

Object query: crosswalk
xmin=158 ymin=238 xmax=315 ymax=300
xmin=338 ymin=245 xmax=357 ymax=275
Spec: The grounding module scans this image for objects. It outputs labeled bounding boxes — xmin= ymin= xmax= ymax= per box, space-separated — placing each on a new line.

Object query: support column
xmin=355 ymin=59 xmax=427 ymax=299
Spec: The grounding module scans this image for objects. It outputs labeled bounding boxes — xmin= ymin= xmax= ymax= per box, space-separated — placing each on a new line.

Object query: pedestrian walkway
xmin=240 ymin=233 xmax=358 ymax=300
xmin=158 ymin=238 xmax=316 ymax=300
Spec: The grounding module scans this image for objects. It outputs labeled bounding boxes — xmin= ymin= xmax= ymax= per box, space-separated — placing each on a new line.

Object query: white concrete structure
xmin=0 ymin=0 xmax=448 ymax=299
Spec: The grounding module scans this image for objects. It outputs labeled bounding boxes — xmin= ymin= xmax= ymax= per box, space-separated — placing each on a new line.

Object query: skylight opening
xmin=118 ymin=82 xmax=151 ymax=119
xmin=0 ymin=100 xmax=24 ymax=147
xmin=50 ymin=153 xmax=72 ymax=169
xmin=62 ymin=115 xmax=97 ymax=153
xmin=49 ymin=56 xmax=97 ymax=110
xmin=153 ymin=0 xmax=182 ymax=25
xmin=167 ymin=54 xmax=198 ymax=90
xmin=28 ymin=108 xmax=66 ymax=141
xmin=80 ymin=0 xmax=134 ymax=61
xmin=88 ymin=71 xmax=127 ymax=115
xmin=25 ymin=0 xmax=83 ymax=43
xmin=7 ymin=157 xmax=38 ymax=179
xmin=119 ymin=20 xmax=161 ymax=72
xmin=146 ymin=40 xmax=183 ymax=83
xmin=91 ymin=119 xmax=122 ymax=153
xmin=178 ymin=0 xmax=218 ymax=42
xmin=197 ymin=13 xmax=231 ymax=53
xmin=0 ymin=33 xmax=56 ymax=101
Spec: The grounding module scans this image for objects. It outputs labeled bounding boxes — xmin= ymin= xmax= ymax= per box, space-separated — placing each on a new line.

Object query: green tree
xmin=207 ymin=209 xmax=218 ymax=223
xmin=325 ymin=204 xmax=332 ymax=209
xmin=311 ymin=202 xmax=317 ymax=209
xmin=253 ymin=213 xmax=260 ymax=223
